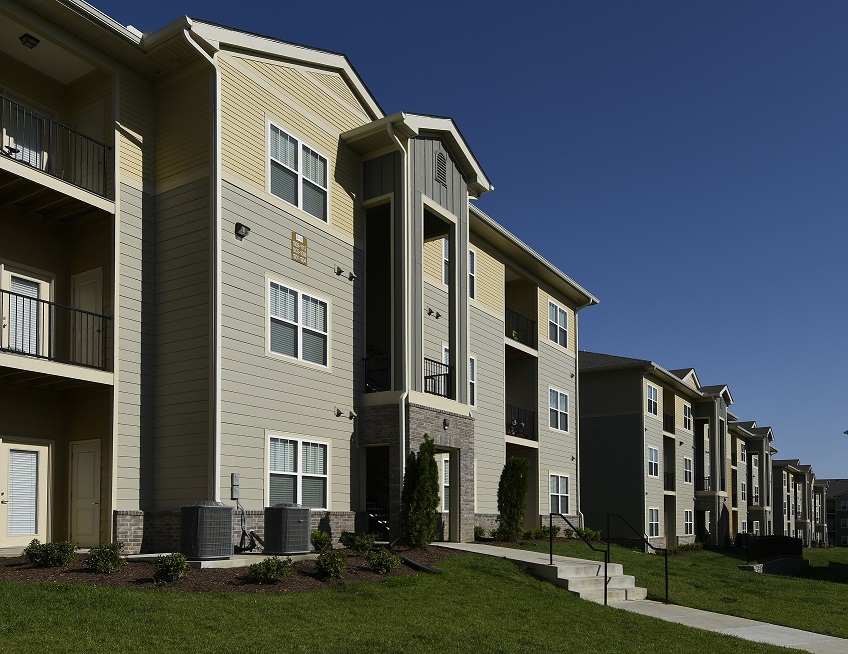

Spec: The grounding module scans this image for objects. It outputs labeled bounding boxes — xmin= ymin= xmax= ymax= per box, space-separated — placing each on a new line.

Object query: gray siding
xmin=422 ymin=280 xmax=450 ymax=365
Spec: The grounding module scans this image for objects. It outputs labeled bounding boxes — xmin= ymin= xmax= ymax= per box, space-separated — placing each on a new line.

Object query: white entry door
xmin=0 ymin=441 xmax=49 ymax=548
xmin=70 ymin=440 xmax=101 ymax=547
xmin=71 ymin=269 xmax=103 ymax=367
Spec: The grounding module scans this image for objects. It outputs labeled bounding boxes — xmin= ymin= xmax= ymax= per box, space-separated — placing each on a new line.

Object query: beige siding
xmin=675 ymin=394 xmax=693 ymax=432
xmin=472 ymin=241 xmax=504 ymax=317
xmin=537 ymin=288 xmax=575 ymax=352
xmin=423 ymin=238 xmax=444 ymax=284
xmin=118 ymin=75 xmax=154 ymax=189
xmin=645 ymin=378 xmax=663 ymax=421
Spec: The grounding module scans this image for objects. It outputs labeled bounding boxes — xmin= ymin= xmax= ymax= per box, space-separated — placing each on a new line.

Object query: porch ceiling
xmin=0 ymin=169 xmax=108 ymax=225
xmin=0 ymin=364 xmax=105 ymax=391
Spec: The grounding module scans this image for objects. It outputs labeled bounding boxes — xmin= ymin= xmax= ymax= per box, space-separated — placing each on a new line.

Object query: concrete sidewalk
xmin=436 ymin=542 xmax=848 ymax=654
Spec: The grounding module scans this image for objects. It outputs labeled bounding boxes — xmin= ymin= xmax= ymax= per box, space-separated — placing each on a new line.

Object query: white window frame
xmin=841 ymin=500 xmax=848 ymax=511
xmin=468 ymin=248 xmax=476 ymax=300
xmin=268 ymin=435 xmax=329 ymax=510
xmin=753 ymin=485 xmax=759 ymax=504
xmin=646 ymin=383 xmax=659 ymax=416
xmin=549 ymin=388 xmax=569 ymax=432
xmin=683 ymin=457 xmax=692 ymax=484
xmin=741 ymin=520 xmax=747 ymax=534
xmin=752 ymin=453 xmax=759 ymax=468
xmin=647 ymin=447 xmax=659 ymax=478
xmin=547 ymin=300 xmax=568 ymax=349
xmin=683 ymin=403 xmax=692 ymax=430
xmin=267 ymin=278 xmax=330 ymax=368
xmin=442 ymin=458 xmax=450 ymax=512
xmin=442 ymin=238 xmax=450 ymax=286
xmin=753 ymin=521 xmax=760 ymax=536
xmin=841 ymin=518 xmax=848 ymax=529
xmin=684 ymin=510 xmax=694 ymax=536
xmin=268 ymin=121 xmax=329 ymax=222
xmin=550 ymin=474 xmax=569 ymax=514
xmin=648 ymin=508 xmax=659 ymax=538
xmin=741 ymin=482 xmax=747 ymax=502
xmin=740 ymin=443 xmax=746 ymax=463
xmin=469 ymin=355 xmax=477 ymax=408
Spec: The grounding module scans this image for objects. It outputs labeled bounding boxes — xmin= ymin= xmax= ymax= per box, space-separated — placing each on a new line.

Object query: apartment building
xmin=812 ymin=480 xmax=827 ymax=546
xmin=729 ymin=421 xmax=775 ymax=536
xmin=0 ymin=0 xmax=597 ymax=551
xmin=772 ymin=459 xmax=817 ymax=545
xmin=822 ymin=479 xmax=848 ymax=546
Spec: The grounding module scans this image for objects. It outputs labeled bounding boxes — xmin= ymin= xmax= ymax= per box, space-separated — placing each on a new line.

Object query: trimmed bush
xmin=23 ymin=539 xmax=77 ymax=568
xmin=338 ymin=531 xmax=356 ymax=549
xmin=474 ymin=525 xmax=487 ymax=540
xmin=316 ymin=550 xmax=347 ymax=579
xmin=495 ymin=457 xmax=530 ymax=542
xmin=367 ymin=548 xmax=402 ymax=574
xmin=245 ymin=556 xmax=292 ymax=584
xmin=351 ymin=533 xmax=377 ymax=557
xmin=311 ymin=530 xmax=332 ymax=553
xmin=153 ymin=552 xmax=191 ymax=584
xmin=575 ymin=527 xmax=602 ymax=542
xmin=400 ymin=435 xmax=440 ymax=547
xmin=85 ymin=542 xmax=127 ymax=574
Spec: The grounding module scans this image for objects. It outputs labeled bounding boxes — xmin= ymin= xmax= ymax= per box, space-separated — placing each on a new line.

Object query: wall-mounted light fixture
xmin=348 ymin=271 xmax=356 ymax=281
xmin=335 ymin=265 xmax=344 ymax=276
xmin=235 ymin=222 xmax=250 ymax=239
xmin=443 ymin=418 xmax=450 ymax=430
xmin=335 ymin=407 xmax=343 ymax=417
xmin=19 ymin=33 xmax=39 ymax=49
xmin=348 ymin=410 xmax=357 ymax=420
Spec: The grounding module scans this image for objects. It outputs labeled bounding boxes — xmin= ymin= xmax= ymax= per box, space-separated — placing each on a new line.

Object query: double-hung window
xmin=842 ymin=500 xmax=848 ymax=511
xmin=753 ymin=521 xmax=760 ymax=535
xmin=646 ymin=384 xmax=658 ymax=416
xmin=468 ymin=249 xmax=476 ymax=299
xmin=442 ymin=238 xmax=450 ymax=285
xmin=269 ymin=280 xmax=328 ymax=366
xmin=648 ymin=508 xmax=659 ymax=537
xmin=841 ymin=518 xmax=848 ymax=529
xmin=469 ymin=356 xmax=476 ymax=407
xmin=550 ymin=474 xmax=569 ymax=514
xmin=647 ymin=447 xmax=659 ymax=477
xmin=443 ymin=459 xmax=450 ymax=512
xmin=741 ymin=482 xmax=747 ymax=501
xmin=683 ymin=457 xmax=692 ymax=484
xmin=269 ymin=436 xmax=328 ymax=509
xmin=270 ymin=124 xmax=328 ymax=221
xmin=740 ymin=443 xmax=746 ymax=463
xmin=548 ymin=301 xmax=567 ymax=348
xmin=741 ymin=520 xmax=747 ymax=534
xmin=752 ymin=454 xmax=759 ymax=468
xmin=684 ymin=510 xmax=694 ymax=536
xmin=753 ymin=485 xmax=759 ymax=504
xmin=683 ymin=404 xmax=692 ymax=430
xmin=549 ymin=388 xmax=568 ymax=432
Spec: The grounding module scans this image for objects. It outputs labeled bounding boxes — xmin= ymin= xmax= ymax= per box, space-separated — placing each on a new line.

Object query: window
xmin=468 ymin=249 xmax=476 ymax=299
xmin=647 ymin=447 xmax=659 ymax=477
xmin=646 ymin=384 xmax=658 ymax=416
xmin=269 ymin=124 xmax=328 ymax=221
xmin=549 ymin=388 xmax=568 ymax=432
xmin=469 ymin=356 xmax=476 ymax=407
xmin=684 ymin=457 xmax=692 ymax=484
xmin=841 ymin=500 xmax=848 ymax=511
xmin=443 ymin=459 xmax=450 ymax=512
xmin=648 ymin=508 xmax=659 ymax=537
xmin=741 ymin=482 xmax=747 ymax=501
xmin=741 ymin=520 xmax=747 ymax=534
xmin=753 ymin=521 xmax=760 ymax=535
xmin=841 ymin=518 xmax=848 ymax=529
xmin=442 ymin=238 xmax=449 ymax=285
xmin=740 ymin=443 xmax=746 ymax=463
xmin=752 ymin=454 xmax=759 ymax=468
xmin=269 ymin=280 xmax=328 ymax=366
xmin=269 ymin=436 xmax=328 ymax=509
xmin=843 ymin=535 xmax=848 ymax=546
xmin=548 ymin=300 xmax=567 ymax=348
xmin=684 ymin=510 xmax=693 ymax=536
xmin=753 ymin=485 xmax=759 ymax=504
xmin=683 ymin=404 xmax=692 ymax=430
xmin=550 ymin=474 xmax=569 ymax=514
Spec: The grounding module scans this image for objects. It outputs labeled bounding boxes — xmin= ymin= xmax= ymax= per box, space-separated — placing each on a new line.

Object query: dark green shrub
xmin=310 ymin=530 xmax=332 ymax=553
xmin=495 ymin=456 xmax=530 ymax=542
xmin=575 ymin=527 xmax=602 ymax=542
xmin=400 ymin=435 xmax=440 ymax=547
xmin=338 ymin=531 xmax=356 ymax=548
xmin=677 ymin=541 xmax=704 ymax=553
xmin=316 ymin=550 xmax=347 ymax=579
xmin=23 ymin=539 xmax=77 ymax=568
xmin=245 ymin=556 xmax=292 ymax=584
xmin=352 ymin=532 xmax=377 ymax=557
xmin=367 ymin=548 xmax=402 ymax=574
xmin=473 ymin=525 xmax=487 ymax=540
xmin=84 ymin=542 xmax=126 ymax=574
xmin=528 ymin=525 xmax=561 ymax=540
xmin=153 ymin=552 xmax=191 ymax=583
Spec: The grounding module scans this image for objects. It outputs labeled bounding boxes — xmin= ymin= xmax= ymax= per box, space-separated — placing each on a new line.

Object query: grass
xmin=515 ymin=538 xmax=848 ymax=640
xmin=0 ymin=553 xmax=806 ymax=654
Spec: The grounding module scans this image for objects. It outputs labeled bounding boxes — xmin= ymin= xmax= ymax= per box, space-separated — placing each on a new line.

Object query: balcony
xmin=662 ymin=413 xmax=675 ymax=434
xmin=505 ymin=308 xmax=537 ymax=349
xmin=505 ymin=404 xmax=537 ymax=441
xmin=363 ymin=349 xmax=390 ymax=393
xmin=1 ymin=95 xmax=109 ymax=198
xmin=423 ymin=357 xmax=453 ymax=399
xmin=664 ymin=472 xmax=675 ymax=491
xmin=1 ymin=288 xmax=110 ymax=371
xmin=697 ymin=476 xmax=711 ymax=491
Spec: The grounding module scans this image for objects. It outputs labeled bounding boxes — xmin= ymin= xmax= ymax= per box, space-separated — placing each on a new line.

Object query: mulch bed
xmin=0 ymin=547 xmax=455 ymax=593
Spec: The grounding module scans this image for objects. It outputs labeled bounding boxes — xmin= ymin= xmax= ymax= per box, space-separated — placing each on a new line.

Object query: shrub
xmin=473 ymin=525 xmax=487 ymax=540
xmin=245 ymin=556 xmax=292 ymax=584
xmin=367 ymin=548 xmax=402 ymax=574
xmin=338 ymin=531 xmax=356 ymax=549
xmin=495 ymin=456 xmax=530 ymax=541
xmin=316 ymin=550 xmax=347 ymax=579
xmin=311 ymin=530 xmax=332 ymax=553
xmin=153 ymin=552 xmax=191 ymax=584
xmin=400 ymin=435 xmax=440 ymax=547
xmin=84 ymin=542 xmax=126 ymax=574
xmin=351 ymin=532 xmax=377 ymax=557
xmin=23 ymin=539 xmax=77 ymax=568
xmin=527 ymin=525 xmax=562 ymax=540
xmin=677 ymin=541 xmax=704 ymax=553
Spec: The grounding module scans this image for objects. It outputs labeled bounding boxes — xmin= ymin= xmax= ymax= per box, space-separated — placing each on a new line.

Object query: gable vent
xmin=435 ymin=151 xmax=447 ymax=187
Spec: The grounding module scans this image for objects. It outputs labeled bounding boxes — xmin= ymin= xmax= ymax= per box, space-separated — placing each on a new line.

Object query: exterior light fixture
xmin=19 ymin=33 xmax=39 ymax=49
xmin=235 ymin=222 xmax=250 ymax=239
xmin=348 ymin=271 xmax=356 ymax=281
xmin=443 ymin=418 xmax=450 ymax=430
xmin=348 ymin=410 xmax=357 ymax=420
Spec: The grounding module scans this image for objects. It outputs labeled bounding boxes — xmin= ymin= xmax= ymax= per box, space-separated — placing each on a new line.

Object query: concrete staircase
xmin=521 ymin=558 xmax=647 ymax=603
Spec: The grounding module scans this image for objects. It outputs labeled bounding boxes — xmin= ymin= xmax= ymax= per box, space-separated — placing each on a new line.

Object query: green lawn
xmin=0 ymin=553 xmax=805 ymax=654
xmin=516 ymin=539 xmax=848 ymax=640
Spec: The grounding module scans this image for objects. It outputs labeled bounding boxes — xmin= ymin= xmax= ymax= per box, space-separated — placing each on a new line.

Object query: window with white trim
xmin=548 ymin=300 xmax=568 ymax=348
xmin=741 ymin=520 xmax=747 ymax=534
xmin=442 ymin=238 xmax=449 ymax=285
xmin=550 ymin=474 xmax=569 ymax=514
xmin=841 ymin=500 xmax=848 ymax=511
xmin=646 ymin=384 xmax=658 ymax=416
xmin=443 ymin=459 xmax=450 ymax=512
xmin=841 ymin=518 xmax=848 ymax=529
xmin=469 ymin=356 xmax=476 ymax=407
xmin=269 ymin=123 xmax=328 ymax=221
xmin=684 ymin=510 xmax=693 ymax=536
xmin=269 ymin=436 xmax=328 ymax=509
xmin=648 ymin=508 xmax=659 ymax=537
xmin=753 ymin=521 xmax=759 ymax=535
xmin=269 ymin=280 xmax=328 ymax=366
xmin=549 ymin=388 xmax=569 ymax=432
xmin=647 ymin=447 xmax=659 ymax=477
xmin=752 ymin=454 xmax=758 ymax=468
xmin=684 ymin=457 xmax=692 ymax=484
xmin=740 ymin=443 xmax=746 ymax=463
xmin=683 ymin=404 xmax=692 ymax=430
xmin=741 ymin=482 xmax=747 ymax=501
xmin=468 ymin=249 xmax=476 ymax=299
xmin=753 ymin=485 xmax=759 ymax=504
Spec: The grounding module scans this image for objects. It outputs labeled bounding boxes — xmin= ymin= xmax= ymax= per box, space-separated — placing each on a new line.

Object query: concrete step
xmin=522 ymin=561 xmax=647 ymax=604
xmin=563 ymin=574 xmax=637 ymax=592
xmin=580 ymin=586 xmax=648 ymax=604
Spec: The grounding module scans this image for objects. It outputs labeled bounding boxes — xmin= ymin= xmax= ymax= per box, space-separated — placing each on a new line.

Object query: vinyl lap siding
xmin=537 ymin=289 xmax=575 ymax=352
xmin=422 ymin=281 xmax=449 ymax=365
xmin=471 ymin=241 xmax=504 ymax=317
xmin=423 ymin=238 xmax=443 ymax=284
xmin=118 ymin=75 xmax=153 ymax=189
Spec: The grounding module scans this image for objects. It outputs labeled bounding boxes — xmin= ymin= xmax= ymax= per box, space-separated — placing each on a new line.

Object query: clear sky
xmin=92 ymin=0 xmax=848 ymax=478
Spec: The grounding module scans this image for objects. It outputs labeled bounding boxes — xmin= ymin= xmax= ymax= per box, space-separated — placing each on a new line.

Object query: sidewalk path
xmin=436 ymin=542 xmax=848 ymax=654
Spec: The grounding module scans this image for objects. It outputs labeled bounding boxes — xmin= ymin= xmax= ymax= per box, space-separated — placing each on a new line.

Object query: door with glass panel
xmin=1 ymin=267 xmax=50 ymax=358
xmin=0 ymin=441 xmax=49 ymax=548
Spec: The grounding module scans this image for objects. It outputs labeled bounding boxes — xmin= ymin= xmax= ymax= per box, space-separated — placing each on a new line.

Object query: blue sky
xmin=93 ymin=0 xmax=848 ymax=478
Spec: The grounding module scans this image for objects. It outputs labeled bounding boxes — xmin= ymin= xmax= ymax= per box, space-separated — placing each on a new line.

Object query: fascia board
xmin=64 ymin=0 xmax=144 ymax=44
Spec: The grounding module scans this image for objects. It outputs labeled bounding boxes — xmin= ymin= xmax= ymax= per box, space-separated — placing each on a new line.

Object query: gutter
xmin=573 ymin=296 xmax=594 ymax=530
xmin=183 ymin=27 xmax=223 ymax=502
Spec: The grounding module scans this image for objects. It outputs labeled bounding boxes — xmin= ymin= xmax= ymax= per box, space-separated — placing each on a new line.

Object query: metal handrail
xmin=607 ymin=513 xmax=669 ymax=604
xmin=549 ymin=512 xmax=609 ymax=606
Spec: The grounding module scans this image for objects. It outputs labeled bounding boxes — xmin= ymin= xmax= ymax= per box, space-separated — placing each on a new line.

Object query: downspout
xmin=387 ymin=121 xmax=409 ymax=505
xmin=573 ymin=298 xmax=593 ymax=530
xmin=183 ymin=27 xmax=223 ymax=502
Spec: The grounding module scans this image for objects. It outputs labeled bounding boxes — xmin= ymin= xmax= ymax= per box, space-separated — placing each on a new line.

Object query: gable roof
xmin=670 ymin=368 xmax=701 ymax=389
xmin=579 ymin=352 xmax=703 ymax=399
xmin=697 ymin=384 xmax=734 ymax=406
xmin=821 ymin=479 xmax=848 ymax=499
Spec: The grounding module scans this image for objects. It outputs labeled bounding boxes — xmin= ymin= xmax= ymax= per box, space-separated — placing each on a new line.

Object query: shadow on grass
xmin=801 ymin=561 xmax=848 ymax=584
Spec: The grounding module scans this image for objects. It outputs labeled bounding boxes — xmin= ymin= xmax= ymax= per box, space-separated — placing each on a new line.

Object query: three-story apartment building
xmin=822 ymin=479 xmax=848 ymax=546
xmin=729 ymin=421 xmax=775 ymax=536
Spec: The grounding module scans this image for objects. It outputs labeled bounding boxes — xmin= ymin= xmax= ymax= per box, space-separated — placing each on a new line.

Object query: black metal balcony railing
xmin=662 ymin=413 xmax=675 ymax=434
xmin=505 ymin=404 xmax=537 ymax=441
xmin=505 ymin=308 xmax=537 ymax=349
xmin=1 ymin=95 xmax=109 ymax=197
xmin=1 ymin=288 xmax=110 ymax=370
xmin=664 ymin=472 xmax=675 ymax=491
xmin=363 ymin=349 xmax=390 ymax=393
xmin=697 ymin=476 xmax=711 ymax=491
xmin=423 ymin=357 xmax=453 ymax=398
